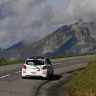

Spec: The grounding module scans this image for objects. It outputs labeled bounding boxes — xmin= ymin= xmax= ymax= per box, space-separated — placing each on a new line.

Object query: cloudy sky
xmin=0 ymin=0 xmax=96 ymax=48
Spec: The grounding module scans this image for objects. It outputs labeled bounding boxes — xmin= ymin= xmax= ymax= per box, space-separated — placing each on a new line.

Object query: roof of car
xmin=28 ymin=56 xmax=47 ymax=60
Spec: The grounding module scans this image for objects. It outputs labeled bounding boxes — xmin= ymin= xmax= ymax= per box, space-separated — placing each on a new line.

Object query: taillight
xmin=23 ymin=65 xmax=26 ymax=69
xmin=42 ymin=66 xmax=47 ymax=70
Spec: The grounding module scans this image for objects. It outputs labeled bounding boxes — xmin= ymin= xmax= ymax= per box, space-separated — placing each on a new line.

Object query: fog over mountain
xmin=0 ymin=0 xmax=96 ymax=48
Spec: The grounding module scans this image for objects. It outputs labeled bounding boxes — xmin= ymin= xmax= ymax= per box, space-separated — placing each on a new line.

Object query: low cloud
xmin=73 ymin=0 xmax=96 ymax=21
xmin=53 ymin=0 xmax=96 ymax=26
xmin=0 ymin=0 xmax=96 ymax=48
xmin=0 ymin=0 xmax=48 ymax=47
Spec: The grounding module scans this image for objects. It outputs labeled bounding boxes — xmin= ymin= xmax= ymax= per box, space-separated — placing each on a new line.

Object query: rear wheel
xmin=22 ymin=76 xmax=26 ymax=79
xmin=50 ymin=69 xmax=54 ymax=76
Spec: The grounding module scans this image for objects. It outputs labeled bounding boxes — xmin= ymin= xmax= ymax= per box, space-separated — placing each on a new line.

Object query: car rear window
xmin=26 ymin=60 xmax=44 ymax=65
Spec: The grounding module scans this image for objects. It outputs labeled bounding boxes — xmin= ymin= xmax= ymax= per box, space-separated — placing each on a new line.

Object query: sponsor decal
xmin=37 ymin=67 xmax=40 ymax=71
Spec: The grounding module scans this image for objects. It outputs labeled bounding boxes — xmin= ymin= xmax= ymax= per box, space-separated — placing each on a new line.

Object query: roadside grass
xmin=62 ymin=58 xmax=96 ymax=96
xmin=0 ymin=60 xmax=25 ymax=66
xmin=49 ymin=52 xmax=96 ymax=59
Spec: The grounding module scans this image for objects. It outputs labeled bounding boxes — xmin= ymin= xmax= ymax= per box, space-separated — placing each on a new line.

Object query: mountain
xmin=4 ymin=40 xmax=27 ymax=51
xmin=0 ymin=20 xmax=96 ymax=60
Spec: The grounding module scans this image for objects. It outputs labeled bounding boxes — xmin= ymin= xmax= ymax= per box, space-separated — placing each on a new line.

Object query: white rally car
xmin=21 ymin=57 xmax=54 ymax=79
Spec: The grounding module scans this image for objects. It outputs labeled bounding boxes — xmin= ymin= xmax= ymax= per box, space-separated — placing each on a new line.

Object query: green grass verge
xmin=63 ymin=58 xmax=96 ymax=96
xmin=0 ymin=60 xmax=25 ymax=66
xmin=49 ymin=52 xmax=96 ymax=59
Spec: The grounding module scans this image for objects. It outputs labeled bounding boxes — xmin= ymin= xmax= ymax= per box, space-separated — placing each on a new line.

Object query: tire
xmin=51 ymin=70 xmax=54 ymax=76
xmin=22 ymin=76 xmax=26 ymax=79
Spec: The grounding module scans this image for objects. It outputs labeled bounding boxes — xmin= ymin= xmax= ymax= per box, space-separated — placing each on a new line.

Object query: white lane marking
xmin=15 ymin=71 xmax=21 ymax=74
xmin=0 ymin=71 xmax=21 ymax=79
xmin=0 ymin=74 xmax=11 ymax=79
xmin=68 ymin=60 xmax=81 ymax=62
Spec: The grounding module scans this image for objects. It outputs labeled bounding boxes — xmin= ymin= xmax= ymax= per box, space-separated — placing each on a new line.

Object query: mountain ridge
xmin=0 ymin=20 xmax=96 ymax=60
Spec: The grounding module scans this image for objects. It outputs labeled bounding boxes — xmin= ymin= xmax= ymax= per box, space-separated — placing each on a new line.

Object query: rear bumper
xmin=21 ymin=70 xmax=47 ymax=78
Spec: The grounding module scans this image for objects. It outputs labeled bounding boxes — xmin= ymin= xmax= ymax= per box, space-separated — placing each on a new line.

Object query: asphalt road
xmin=0 ymin=55 xmax=96 ymax=96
